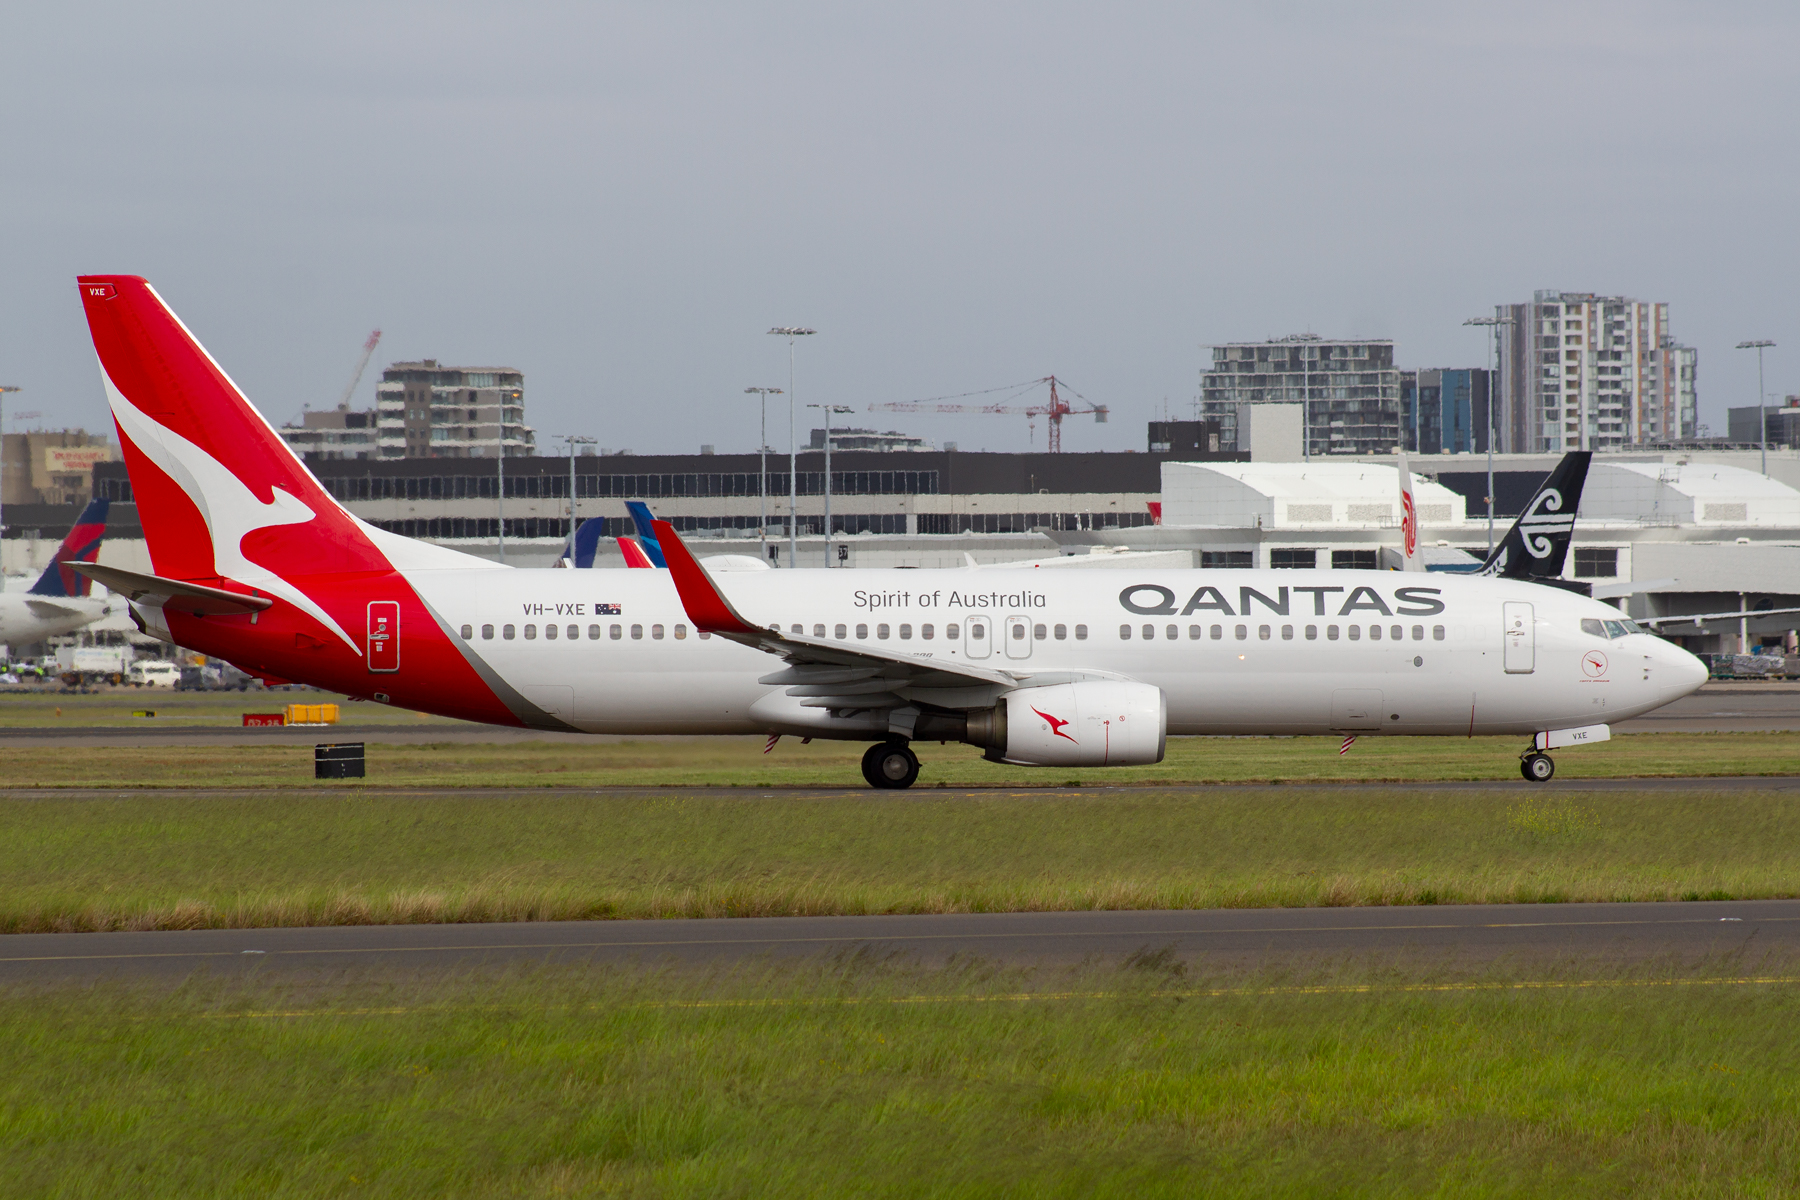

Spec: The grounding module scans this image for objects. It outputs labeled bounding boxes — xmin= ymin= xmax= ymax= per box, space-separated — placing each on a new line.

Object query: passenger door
xmin=964 ymin=615 xmax=992 ymax=659
xmin=1004 ymin=614 xmax=1034 ymax=660
xmin=1503 ymin=601 xmax=1535 ymax=674
xmin=367 ymin=601 xmax=399 ymax=673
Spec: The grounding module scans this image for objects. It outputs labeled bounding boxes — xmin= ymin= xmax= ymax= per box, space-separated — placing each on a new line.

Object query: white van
xmin=129 ymin=661 xmax=181 ymax=687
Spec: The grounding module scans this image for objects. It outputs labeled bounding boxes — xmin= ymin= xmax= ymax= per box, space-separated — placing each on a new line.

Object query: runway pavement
xmin=5 ymin=901 xmax=1797 ymax=983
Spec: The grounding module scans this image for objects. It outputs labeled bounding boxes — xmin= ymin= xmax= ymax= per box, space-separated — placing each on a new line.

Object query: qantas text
xmin=1119 ymin=584 xmax=1445 ymax=618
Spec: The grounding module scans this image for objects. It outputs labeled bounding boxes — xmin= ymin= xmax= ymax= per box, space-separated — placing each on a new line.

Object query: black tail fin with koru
xmin=1479 ymin=451 xmax=1592 ymax=580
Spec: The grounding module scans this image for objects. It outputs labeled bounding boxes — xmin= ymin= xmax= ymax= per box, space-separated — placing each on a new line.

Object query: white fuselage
xmin=402 ymin=567 xmax=1707 ymax=738
xmin=0 ymin=593 xmax=111 ymax=646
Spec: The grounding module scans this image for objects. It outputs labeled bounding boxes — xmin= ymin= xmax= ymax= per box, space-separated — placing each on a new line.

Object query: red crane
xmin=868 ymin=375 xmax=1108 ymax=452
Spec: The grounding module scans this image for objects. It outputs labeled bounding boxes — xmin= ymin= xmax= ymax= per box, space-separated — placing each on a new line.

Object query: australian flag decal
xmin=597 ymin=603 xmax=622 ymax=615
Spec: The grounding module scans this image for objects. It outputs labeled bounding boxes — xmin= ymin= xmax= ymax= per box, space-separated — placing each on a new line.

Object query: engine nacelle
xmin=983 ymin=681 xmax=1166 ymax=767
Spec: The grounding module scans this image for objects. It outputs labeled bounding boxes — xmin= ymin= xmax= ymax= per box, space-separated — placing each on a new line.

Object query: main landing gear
xmin=862 ymin=740 xmax=920 ymax=790
xmin=1520 ymin=751 xmax=1555 ymax=782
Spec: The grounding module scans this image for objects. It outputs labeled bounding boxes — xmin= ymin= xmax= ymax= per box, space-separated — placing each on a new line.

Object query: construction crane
xmin=868 ymin=375 xmax=1108 ymax=453
xmin=335 ymin=329 xmax=382 ymax=410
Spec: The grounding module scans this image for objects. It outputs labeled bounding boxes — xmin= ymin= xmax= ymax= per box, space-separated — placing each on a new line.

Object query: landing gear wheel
xmin=861 ymin=740 xmax=920 ymax=790
xmin=1520 ymin=752 xmax=1555 ymax=783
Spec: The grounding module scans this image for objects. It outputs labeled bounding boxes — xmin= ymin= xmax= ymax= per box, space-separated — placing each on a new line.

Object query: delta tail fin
xmin=1478 ymin=451 xmax=1592 ymax=580
xmin=29 ymin=497 xmax=110 ymax=597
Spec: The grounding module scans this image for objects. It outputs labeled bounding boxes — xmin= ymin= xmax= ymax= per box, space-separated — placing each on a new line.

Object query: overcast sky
xmin=4 ymin=2 xmax=1796 ymax=456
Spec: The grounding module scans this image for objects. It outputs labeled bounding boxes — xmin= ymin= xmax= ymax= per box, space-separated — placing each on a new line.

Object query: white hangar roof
xmin=1160 ymin=461 xmax=1468 ymax=529
xmin=1580 ymin=462 xmax=1800 ymax=527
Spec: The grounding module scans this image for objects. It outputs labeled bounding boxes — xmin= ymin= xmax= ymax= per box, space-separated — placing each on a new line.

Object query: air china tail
xmin=75 ymin=276 xmax=1708 ymax=788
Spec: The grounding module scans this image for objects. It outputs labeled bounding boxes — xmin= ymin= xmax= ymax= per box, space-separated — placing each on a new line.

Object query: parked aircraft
xmin=0 ymin=497 xmax=115 ymax=646
xmin=70 ymin=275 xmax=1707 ymax=787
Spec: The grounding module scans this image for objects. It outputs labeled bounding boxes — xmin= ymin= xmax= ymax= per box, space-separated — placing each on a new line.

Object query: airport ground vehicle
xmin=69 ymin=275 xmax=1708 ymax=787
xmin=127 ymin=661 xmax=180 ymax=688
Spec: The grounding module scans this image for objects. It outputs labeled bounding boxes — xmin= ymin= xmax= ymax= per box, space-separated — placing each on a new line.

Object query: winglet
xmin=618 ymin=537 xmax=655 ymax=568
xmin=652 ymin=519 xmax=762 ymax=636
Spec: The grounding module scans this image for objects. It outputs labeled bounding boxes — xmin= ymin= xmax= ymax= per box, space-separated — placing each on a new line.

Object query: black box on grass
xmin=315 ymin=743 xmax=365 ymax=779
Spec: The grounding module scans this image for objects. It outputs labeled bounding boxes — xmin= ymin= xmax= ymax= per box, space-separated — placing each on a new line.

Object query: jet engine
xmin=962 ymin=681 xmax=1166 ymax=767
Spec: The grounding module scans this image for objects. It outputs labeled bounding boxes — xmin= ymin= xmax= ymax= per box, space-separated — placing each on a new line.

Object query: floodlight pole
xmin=745 ymin=387 xmax=781 ymax=559
xmin=1736 ymin=340 xmax=1776 ymax=477
xmin=808 ymin=403 xmax=855 ymax=565
xmin=1464 ymin=315 xmax=1513 ymax=555
xmin=769 ymin=328 xmax=815 ymax=566
xmin=564 ymin=435 xmax=596 ymax=547
xmin=0 ymin=386 xmax=17 ymax=540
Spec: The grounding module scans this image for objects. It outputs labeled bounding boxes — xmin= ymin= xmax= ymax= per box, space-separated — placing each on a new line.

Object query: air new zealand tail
xmin=1478 ymin=451 xmax=1592 ymax=594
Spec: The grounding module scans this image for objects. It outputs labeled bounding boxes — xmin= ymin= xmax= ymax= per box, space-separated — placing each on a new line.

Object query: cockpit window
xmin=1603 ymin=619 xmax=1629 ymax=639
xmin=1618 ymin=617 xmax=1643 ymax=635
xmin=1581 ymin=618 xmax=1606 ymax=638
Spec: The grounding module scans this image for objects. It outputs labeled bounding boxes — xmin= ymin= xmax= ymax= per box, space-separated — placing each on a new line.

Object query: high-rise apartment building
xmin=375 ymin=361 xmax=535 ymax=459
xmin=1497 ymin=291 xmax=1697 ymax=453
xmin=1199 ymin=335 xmax=1400 ymax=456
xmin=1400 ymin=369 xmax=1492 ymax=455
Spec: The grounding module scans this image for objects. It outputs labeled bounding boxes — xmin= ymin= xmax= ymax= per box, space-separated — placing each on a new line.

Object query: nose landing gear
xmin=861 ymin=740 xmax=920 ymax=790
xmin=1520 ymin=751 xmax=1555 ymax=782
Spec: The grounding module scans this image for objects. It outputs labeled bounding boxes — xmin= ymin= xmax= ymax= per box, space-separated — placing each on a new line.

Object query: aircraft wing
xmin=653 ymin=519 xmax=1115 ymax=707
xmin=1640 ymin=605 xmax=1800 ymax=628
xmin=23 ymin=598 xmax=86 ymax=620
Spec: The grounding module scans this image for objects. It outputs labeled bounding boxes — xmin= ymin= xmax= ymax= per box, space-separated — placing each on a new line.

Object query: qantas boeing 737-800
xmin=68 ymin=275 xmax=1706 ymax=787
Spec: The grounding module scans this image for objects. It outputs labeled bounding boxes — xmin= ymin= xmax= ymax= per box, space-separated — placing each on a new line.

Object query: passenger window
xmin=1305 ymin=625 xmax=1317 ymax=640
xmin=1120 ymin=625 xmax=1132 ymax=640
xmin=1016 ymin=623 xmax=1030 ymax=641
xmin=631 ymin=625 xmax=643 ymax=639
xmin=1235 ymin=625 xmax=1247 ymax=640
xmin=544 ymin=624 xmax=557 ymax=640
xmin=814 ymin=624 xmax=826 ymax=638
xmin=699 ymin=631 xmax=711 ymax=640
xmin=1142 ymin=624 xmax=1154 ymax=640
xmin=1433 ymin=625 xmax=1445 ymax=640
xmin=1603 ymin=620 xmax=1628 ymax=638
xmin=1038 ymin=624 xmax=1050 ymax=641
xmin=1164 ymin=625 xmax=1176 ymax=640
xmin=1412 ymin=626 xmax=1423 ymax=641
xmin=1259 ymin=625 xmax=1271 ymax=640
xmin=524 ymin=624 xmax=537 ymax=640
xmin=610 ymin=624 xmax=622 ymax=639
xmin=459 ymin=624 xmax=472 ymax=640
xmin=1055 ymin=624 xmax=1068 ymax=640
xmin=1281 ymin=625 xmax=1293 ymax=640
xmin=652 ymin=624 xmax=665 ymax=639
xmin=1211 ymin=625 xmax=1222 ymax=640
xmin=947 ymin=623 xmax=960 ymax=639
xmin=791 ymin=624 xmax=803 ymax=635
xmin=588 ymin=625 xmax=601 ymax=639
xmin=1369 ymin=625 xmax=1381 ymax=641
xmin=922 ymin=624 xmax=935 ymax=640
xmin=1390 ymin=625 xmax=1402 ymax=641
xmin=857 ymin=624 xmax=869 ymax=639
xmin=1074 ymin=625 xmax=1087 ymax=639
xmin=970 ymin=624 xmax=984 ymax=640
xmin=1348 ymin=626 xmax=1361 ymax=641
xmin=900 ymin=624 xmax=913 ymax=640
xmin=1581 ymin=618 xmax=1606 ymax=638
xmin=482 ymin=624 xmax=495 ymax=640
xmin=836 ymin=624 xmax=848 ymax=639
xmin=1326 ymin=625 xmax=1339 ymax=641
xmin=675 ymin=624 xmax=688 ymax=639
xmin=878 ymin=624 xmax=890 ymax=639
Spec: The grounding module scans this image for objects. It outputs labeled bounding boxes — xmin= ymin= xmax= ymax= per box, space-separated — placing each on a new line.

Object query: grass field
xmin=6 ymin=782 xmax=1799 ymax=932
xmin=6 ymin=729 xmax=1800 ymax=789
xmin=5 ymin=959 xmax=1799 ymax=1197
xmin=0 ymin=687 xmax=462 ymax=728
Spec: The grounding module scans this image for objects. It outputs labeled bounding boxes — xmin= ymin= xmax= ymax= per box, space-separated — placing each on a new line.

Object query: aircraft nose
xmin=1660 ymin=643 xmax=1709 ymax=699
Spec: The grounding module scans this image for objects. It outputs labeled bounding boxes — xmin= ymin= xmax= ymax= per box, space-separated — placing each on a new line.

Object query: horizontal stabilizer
xmin=70 ymin=563 xmax=273 ymax=615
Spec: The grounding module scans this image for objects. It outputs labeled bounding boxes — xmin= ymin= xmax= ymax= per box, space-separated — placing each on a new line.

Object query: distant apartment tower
xmin=1199 ymin=335 xmax=1401 ymax=456
xmin=808 ymin=427 xmax=934 ymax=453
xmin=375 ymin=360 xmax=535 ymax=459
xmin=1497 ymin=291 xmax=1697 ymax=453
xmin=1400 ymin=369 xmax=1492 ymax=455
xmin=278 ymin=407 xmax=378 ymax=460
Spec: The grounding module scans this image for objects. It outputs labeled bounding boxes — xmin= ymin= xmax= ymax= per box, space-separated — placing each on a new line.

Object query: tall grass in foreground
xmin=4 ymin=959 xmax=1799 ymax=1197
xmin=4 ymin=785 xmax=1799 ymax=932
